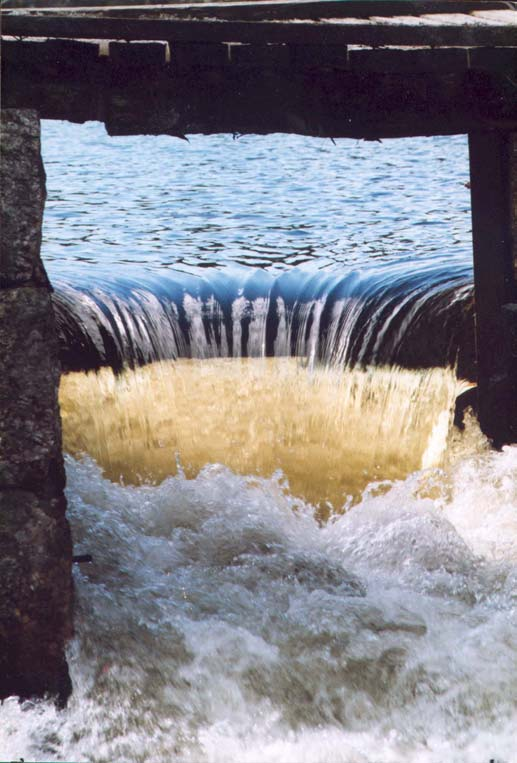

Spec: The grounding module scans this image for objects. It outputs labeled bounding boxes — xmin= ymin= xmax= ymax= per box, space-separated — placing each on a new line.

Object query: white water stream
xmin=1 ymin=366 xmax=516 ymax=763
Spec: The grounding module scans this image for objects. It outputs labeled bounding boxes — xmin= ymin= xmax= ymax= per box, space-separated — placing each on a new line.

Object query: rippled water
xmin=41 ymin=121 xmax=472 ymax=278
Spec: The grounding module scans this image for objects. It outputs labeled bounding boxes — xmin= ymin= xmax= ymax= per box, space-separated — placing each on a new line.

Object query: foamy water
xmin=2 ymin=434 xmax=517 ymax=762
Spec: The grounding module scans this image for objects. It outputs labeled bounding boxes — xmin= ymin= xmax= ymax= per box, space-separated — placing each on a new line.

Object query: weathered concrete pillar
xmin=0 ymin=109 xmax=73 ymax=703
xmin=468 ymin=130 xmax=517 ymax=446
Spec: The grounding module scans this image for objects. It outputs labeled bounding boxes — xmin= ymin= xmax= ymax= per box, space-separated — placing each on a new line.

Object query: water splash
xmin=2 ymin=444 xmax=517 ymax=763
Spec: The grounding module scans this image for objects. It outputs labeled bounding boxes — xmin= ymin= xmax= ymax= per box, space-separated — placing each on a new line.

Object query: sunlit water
xmin=41 ymin=123 xmax=472 ymax=277
xmin=59 ymin=360 xmax=466 ymax=511
xmin=2 ymin=123 xmax=516 ymax=763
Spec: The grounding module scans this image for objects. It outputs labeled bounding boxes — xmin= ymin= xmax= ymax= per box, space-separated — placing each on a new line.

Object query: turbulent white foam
xmin=2 ymin=450 xmax=517 ymax=763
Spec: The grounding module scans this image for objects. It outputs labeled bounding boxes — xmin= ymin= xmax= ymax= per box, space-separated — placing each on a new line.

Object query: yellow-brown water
xmin=59 ymin=358 xmax=466 ymax=512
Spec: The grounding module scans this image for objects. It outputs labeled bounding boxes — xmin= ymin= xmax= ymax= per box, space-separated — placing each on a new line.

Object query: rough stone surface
xmin=0 ymin=490 xmax=72 ymax=701
xmin=0 ymin=109 xmax=73 ymax=705
xmin=0 ymin=288 xmax=65 ymax=491
xmin=0 ymin=109 xmax=49 ymax=287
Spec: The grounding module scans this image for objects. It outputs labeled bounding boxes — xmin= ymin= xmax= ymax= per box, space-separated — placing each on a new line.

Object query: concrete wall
xmin=0 ymin=109 xmax=73 ymax=704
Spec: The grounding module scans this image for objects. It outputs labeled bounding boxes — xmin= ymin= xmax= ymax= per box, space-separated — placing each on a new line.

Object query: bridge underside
xmin=3 ymin=0 xmax=517 ymax=138
xmin=3 ymin=37 xmax=517 ymax=139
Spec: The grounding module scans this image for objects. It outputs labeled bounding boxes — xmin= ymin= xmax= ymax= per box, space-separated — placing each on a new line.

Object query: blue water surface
xmin=41 ymin=121 xmax=473 ymax=281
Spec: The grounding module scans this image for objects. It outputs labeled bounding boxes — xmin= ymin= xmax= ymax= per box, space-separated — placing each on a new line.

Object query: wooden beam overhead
xmin=3 ymin=11 xmax=517 ymax=46
xmin=3 ymin=35 xmax=516 ymax=75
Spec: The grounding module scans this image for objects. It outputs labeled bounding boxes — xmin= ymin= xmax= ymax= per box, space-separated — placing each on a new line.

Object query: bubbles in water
xmin=2 ymin=441 xmax=517 ymax=762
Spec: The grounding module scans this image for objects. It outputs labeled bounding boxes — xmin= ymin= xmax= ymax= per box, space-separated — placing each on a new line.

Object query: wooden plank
xmin=171 ymin=40 xmax=229 ymax=68
xmin=144 ymin=39 xmax=350 ymax=74
xmin=418 ymin=11 xmax=514 ymax=24
xmin=4 ymin=26 xmax=516 ymax=135
xmin=472 ymin=9 xmax=517 ymax=23
xmin=468 ymin=130 xmax=517 ymax=445
xmin=469 ymin=46 xmax=517 ymax=72
xmin=3 ymin=0 xmax=516 ymax=20
xmin=3 ymin=13 xmax=517 ymax=47
xmin=368 ymin=10 xmax=517 ymax=25
xmin=289 ymin=42 xmax=348 ymax=69
xmin=228 ymin=42 xmax=290 ymax=68
xmin=4 ymin=54 xmax=513 ymax=137
xmin=0 ymin=37 xmax=101 ymax=67
xmin=4 ymin=36 xmax=513 ymax=78
xmin=109 ymin=39 xmax=166 ymax=66
xmin=348 ymin=44 xmax=468 ymax=71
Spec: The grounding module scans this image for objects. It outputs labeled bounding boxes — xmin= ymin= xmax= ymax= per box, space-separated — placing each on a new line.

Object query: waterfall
xmin=7 ymin=124 xmax=512 ymax=763
xmin=59 ymin=359 xmax=469 ymax=512
xmin=52 ymin=263 xmax=474 ymax=378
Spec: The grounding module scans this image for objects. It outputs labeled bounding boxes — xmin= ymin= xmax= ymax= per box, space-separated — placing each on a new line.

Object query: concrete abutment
xmin=0 ymin=109 xmax=73 ymax=704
